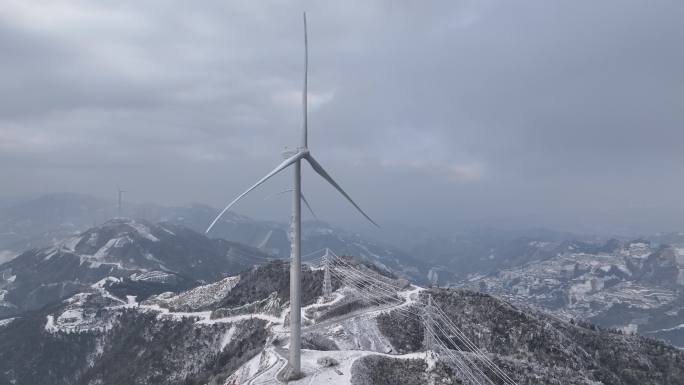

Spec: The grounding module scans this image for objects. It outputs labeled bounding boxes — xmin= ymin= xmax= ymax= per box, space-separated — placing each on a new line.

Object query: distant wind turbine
xmin=117 ymin=186 xmax=126 ymax=218
xmin=205 ymin=12 xmax=378 ymax=378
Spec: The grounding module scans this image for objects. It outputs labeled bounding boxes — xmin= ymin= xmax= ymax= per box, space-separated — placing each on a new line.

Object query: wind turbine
xmin=205 ymin=12 xmax=378 ymax=378
xmin=117 ymin=186 xmax=126 ymax=218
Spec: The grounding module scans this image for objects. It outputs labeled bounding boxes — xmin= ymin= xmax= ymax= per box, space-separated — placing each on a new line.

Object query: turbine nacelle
xmin=282 ymin=147 xmax=307 ymax=159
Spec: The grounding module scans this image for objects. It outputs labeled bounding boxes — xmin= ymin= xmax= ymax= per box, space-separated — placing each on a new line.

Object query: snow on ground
xmin=624 ymin=242 xmax=650 ymax=259
xmin=62 ymin=235 xmax=82 ymax=252
xmin=676 ymin=248 xmax=684 ymax=263
xmin=115 ymin=294 xmax=281 ymax=325
xmin=92 ymin=276 xmax=122 ymax=289
xmin=225 ymin=346 xmax=283 ymax=385
xmin=44 ymin=280 xmax=281 ymax=335
xmin=129 ymin=271 xmax=174 ymax=282
xmin=197 ymin=312 xmax=281 ymax=325
xmin=653 ymin=323 xmax=684 ymax=333
xmin=142 ymin=252 xmax=168 ymax=270
xmin=44 ymin=291 xmax=124 ymax=334
xmin=127 ymin=221 xmax=160 ymax=242
xmin=159 ymin=225 xmax=176 ymax=236
xmin=0 ymin=317 xmax=16 ymax=328
xmin=39 ymin=256 xmax=426 ymax=384
xmin=42 ymin=247 xmax=60 ymax=261
xmin=289 ymin=349 xmax=367 ymax=385
xmin=93 ymin=237 xmax=128 ymax=259
xmin=45 ymin=315 xmax=56 ymax=332
xmin=675 ymin=248 xmax=684 ymax=285
xmin=220 ymin=325 xmax=237 ymax=350
xmin=150 ymin=275 xmax=240 ymax=310
xmin=321 ymin=313 xmax=394 ymax=352
xmin=619 ymin=323 xmax=639 ymax=335
xmin=240 ymin=349 xmax=429 ymax=385
xmin=91 ymin=277 xmax=128 ymax=304
xmin=0 ymin=250 xmax=18 ymax=264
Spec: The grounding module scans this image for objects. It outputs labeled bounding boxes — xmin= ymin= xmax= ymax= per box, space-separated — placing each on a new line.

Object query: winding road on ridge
xmin=244 ymin=286 xmax=423 ymax=384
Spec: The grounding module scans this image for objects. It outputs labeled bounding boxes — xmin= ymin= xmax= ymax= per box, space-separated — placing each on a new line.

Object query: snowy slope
xmin=0 ymin=218 xmax=272 ymax=318
xmin=460 ymin=239 xmax=684 ymax=348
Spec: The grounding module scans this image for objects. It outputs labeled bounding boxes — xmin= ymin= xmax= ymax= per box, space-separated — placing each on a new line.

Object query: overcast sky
xmin=1 ymin=0 xmax=683 ymax=235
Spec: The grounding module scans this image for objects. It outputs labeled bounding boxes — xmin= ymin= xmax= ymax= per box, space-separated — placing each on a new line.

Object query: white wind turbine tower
xmin=205 ymin=12 xmax=378 ymax=378
xmin=117 ymin=186 xmax=126 ymax=218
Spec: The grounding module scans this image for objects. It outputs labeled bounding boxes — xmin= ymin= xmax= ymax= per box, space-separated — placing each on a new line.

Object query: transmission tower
xmin=323 ymin=248 xmax=333 ymax=300
xmin=424 ymin=294 xmax=436 ymax=353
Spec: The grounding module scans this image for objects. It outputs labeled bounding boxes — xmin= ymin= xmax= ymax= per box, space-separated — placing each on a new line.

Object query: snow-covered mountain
xmin=1 ymin=258 xmax=682 ymax=385
xmin=0 ymin=218 xmax=271 ymax=318
xmin=461 ymin=239 xmax=684 ymax=348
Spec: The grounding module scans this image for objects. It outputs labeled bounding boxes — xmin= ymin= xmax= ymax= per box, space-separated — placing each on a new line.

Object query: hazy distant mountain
xmin=403 ymin=228 xmax=596 ymax=285
xmin=0 ymin=193 xmax=429 ymax=282
xmin=0 ymin=193 xmax=247 ymax=260
xmin=0 ymin=193 xmax=114 ymax=263
xmin=1 ymin=258 xmax=682 ymax=385
xmin=0 ymin=218 xmax=270 ymax=318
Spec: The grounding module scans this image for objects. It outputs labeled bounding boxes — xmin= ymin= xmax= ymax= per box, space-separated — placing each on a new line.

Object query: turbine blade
xmin=300 ymin=193 xmax=318 ymax=220
xmin=304 ymin=154 xmax=379 ymax=227
xmin=302 ymin=12 xmax=308 ymax=148
xmin=206 ymin=151 xmax=306 ymax=234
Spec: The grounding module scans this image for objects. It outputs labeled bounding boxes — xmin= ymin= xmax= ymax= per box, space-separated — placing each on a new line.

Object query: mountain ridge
xmin=2 ymin=257 xmax=684 ymax=385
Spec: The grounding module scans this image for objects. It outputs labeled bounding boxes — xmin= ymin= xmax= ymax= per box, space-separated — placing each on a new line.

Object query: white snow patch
xmin=226 ymin=348 xmax=282 ymax=384
xmin=0 ymin=250 xmax=17 ymax=264
xmin=675 ymin=248 xmax=684 ymax=263
xmin=58 ymin=309 xmax=84 ymax=324
xmin=197 ymin=312 xmax=281 ymax=325
xmin=45 ymin=315 xmax=56 ymax=332
xmin=619 ymin=323 xmax=638 ymax=335
xmin=62 ymin=236 xmax=82 ymax=251
xmin=92 ymin=238 xmax=124 ymax=260
xmin=42 ymin=247 xmax=60 ymax=261
xmin=159 ymin=226 xmax=175 ymax=236
xmin=0 ymin=318 xmax=16 ymax=328
xmin=142 ymin=252 xmax=168 ymax=269
xmin=220 ymin=325 xmax=237 ymax=350
xmin=655 ymin=323 xmax=684 ymax=332
xmin=129 ymin=271 xmax=173 ymax=282
xmin=154 ymin=275 xmax=240 ymax=310
xmin=128 ymin=221 xmax=159 ymax=242
xmin=91 ymin=276 xmax=121 ymax=289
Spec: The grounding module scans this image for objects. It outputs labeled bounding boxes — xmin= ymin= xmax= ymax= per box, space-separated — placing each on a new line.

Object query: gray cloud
xmin=1 ymin=0 xmax=684 ymax=235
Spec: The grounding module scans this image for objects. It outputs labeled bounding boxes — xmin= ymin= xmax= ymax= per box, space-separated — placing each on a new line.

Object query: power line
xmin=321 ymin=250 xmax=518 ymax=385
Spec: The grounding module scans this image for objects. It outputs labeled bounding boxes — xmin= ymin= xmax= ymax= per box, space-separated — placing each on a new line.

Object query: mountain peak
xmin=0 ymin=220 xmax=273 ymax=318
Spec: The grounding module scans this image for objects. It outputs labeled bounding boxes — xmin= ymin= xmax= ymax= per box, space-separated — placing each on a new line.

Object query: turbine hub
xmin=281 ymin=148 xmax=309 ymax=159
